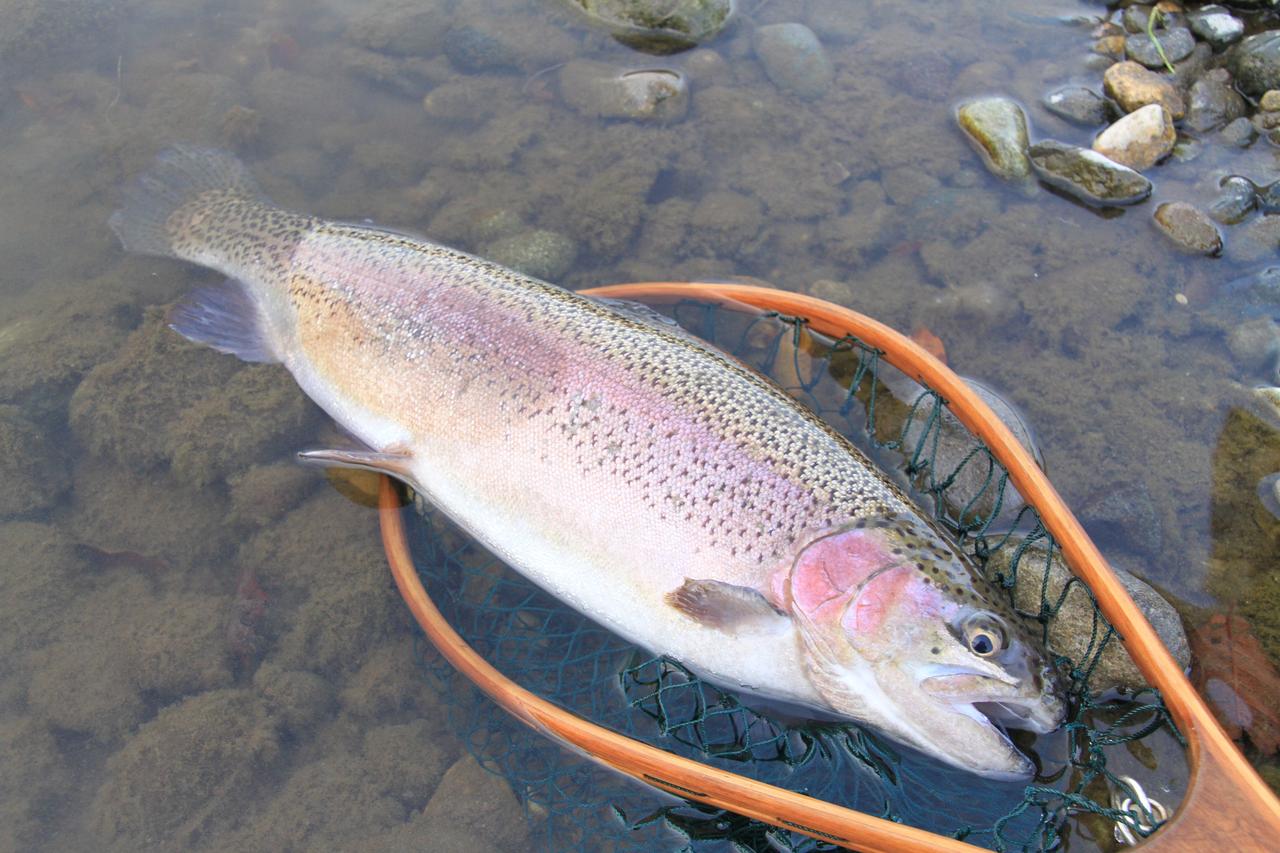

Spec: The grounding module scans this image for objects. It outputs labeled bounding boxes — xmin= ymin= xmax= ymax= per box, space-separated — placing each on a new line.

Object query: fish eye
xmin=962 ymin=613 xmax=1006 ymax=657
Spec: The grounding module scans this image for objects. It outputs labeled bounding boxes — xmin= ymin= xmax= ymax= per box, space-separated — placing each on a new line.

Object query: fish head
xmin=784 ymin=515 xmax=1065 ymax=780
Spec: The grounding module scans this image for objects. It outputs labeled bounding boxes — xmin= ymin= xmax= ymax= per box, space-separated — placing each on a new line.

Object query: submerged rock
xmin=990 ymin=543 xmax=1190 ymax=695
xmin=1103 ymin=61 xmax=1185 ymax=119
xmin=1229 ymin=32 xmax=1280 ymax=98
xmin=1258 ymin=472 xmax=1280 ymax=520
xmin=0 ymin=405 xmax=68 ymax=517
xmin=1227 ymin=317 xmax=1280 ymax=373
xmin=1153 ymin=202 xmax=1223 ymax=255
xmin=482 ymin=229 xmax=578 ymax=282
xmin=956 ymin=97 xmax=1031 ymax=180
xmin=1043 ymin=86 xmax=1114 ymax=127
xmin=1220 ymin=116 xmax=1258 ymax=147
xmin=1185 ymin=69 xmax=1247 ymax=133
xmin=753 ymin=23 xmax=833 ymax=101
xmin=1028 ymin=140 xmax=1152 ymax=206
xmin=1081 ymin=482 xmax=1163 ymax=559
xmin=558 ymin=61 xmax=690 ymax=120
xmin=1092 ymin=104 xmax=1175 ymax=170
xmin=568 ymin=0 xmax=735 ymax=55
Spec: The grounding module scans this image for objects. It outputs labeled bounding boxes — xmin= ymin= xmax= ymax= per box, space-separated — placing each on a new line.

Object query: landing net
xmin=405 ymin=298 xmax=1187 ymax=851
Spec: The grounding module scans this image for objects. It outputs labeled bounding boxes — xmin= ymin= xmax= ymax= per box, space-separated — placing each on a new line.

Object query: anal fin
xmin=168 ymin=278 xmax=277 ymax=363
xmin=666 ymin=578 xmax=788 ymax=633
xmin=297 ymin=447 xmax=415 ymax=480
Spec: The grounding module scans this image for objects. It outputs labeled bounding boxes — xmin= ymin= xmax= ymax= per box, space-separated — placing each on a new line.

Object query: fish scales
xmin=109 ymin=147 xmax=1064 ymax=779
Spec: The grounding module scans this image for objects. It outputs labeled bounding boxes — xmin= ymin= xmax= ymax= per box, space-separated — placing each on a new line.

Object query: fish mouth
xmin=921 ymin=669 xmax=1066 ymax=735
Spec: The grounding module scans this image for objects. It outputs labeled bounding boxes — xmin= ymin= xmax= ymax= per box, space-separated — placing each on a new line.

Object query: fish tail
xmin=109 ymin=145 xmax=267 ymax=259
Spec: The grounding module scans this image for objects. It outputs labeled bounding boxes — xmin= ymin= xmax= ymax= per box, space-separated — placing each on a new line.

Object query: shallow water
xmin=2 ymin=0 xmax=1279 ymax=850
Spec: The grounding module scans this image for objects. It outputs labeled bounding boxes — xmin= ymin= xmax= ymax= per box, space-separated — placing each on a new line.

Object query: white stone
xmin=1092 ymin=104 xmax=1175 ymax=171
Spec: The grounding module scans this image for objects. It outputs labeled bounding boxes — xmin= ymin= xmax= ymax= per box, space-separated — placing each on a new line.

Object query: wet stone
xmin=558 ymin=61 xmax=689 ymax=121
xmin=1262 ymin=90 xmax=1280 ymax=112
xmin=1081 ymin=482 xmax=1164 ymax=559
xmin=1153 ymin=202 xmax=1223 ymax=255
xmin=753 ymin=22 xmax=833 ymax=101
xmin=1125 ymin=27 xmax=1194 ymax=69
xmin=991 ymin=543 xmax=1189 ymax=695
xmin=442 ymin=25 xmax=518 ymax=73
xmin=1227 ymin=317 xmax=1280 ymax=373
xmin=1210 ymin=176 xmax=1258 ymax=225
xmin=1103 ymin=61 xmax=1185 ymax=119
xmin=1220 ymin=116 xmax=1258 ymax=147
xmin=1185 ymin=69 xmax=1247 ymax=133
xmin=1042 ymin=85 xmax=1114 ymax=127
xmin=1259 ymin=180 xmax=1280 ymax=214
xmin=955 ymin=96 xmax=1031 ymax=180
xmin=1028 ymin=140 xmax=1152 ymax=206
xmin=571 ymin=0 xmax=735 ymax=55
xmin=481 ymin=229 xmax=578 ymax=282
xmin=0 ymin=405 xmax=69 ymax=518
xmin=1092 ymin=103 xmax=1175 ymax=170
xmin=1188 ymin=6 xmax=1244 ymax=49
xmin=1229 ymin=32 xmax=1280 ymax=97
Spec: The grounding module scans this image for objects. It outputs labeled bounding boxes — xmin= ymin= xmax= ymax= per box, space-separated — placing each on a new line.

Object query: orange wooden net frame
xmin=377 ymin=281 xmax=1280 ymax=851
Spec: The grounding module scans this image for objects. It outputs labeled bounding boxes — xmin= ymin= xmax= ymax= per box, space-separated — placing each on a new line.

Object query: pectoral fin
xmin=665 ymin=578 xmax=788 ymax=633
xmin=297 ymin=447 xmax=415 ymax=480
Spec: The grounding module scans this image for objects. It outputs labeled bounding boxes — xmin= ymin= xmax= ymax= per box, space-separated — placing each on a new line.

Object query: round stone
xmin=1209 ymin=176 xmax=1258 ymax=224
xmin=1103 ymin=61 xmax=1186 ymax=118
xmin=1042 ymin=86 xmax=1114 ymax=126
xmin=753 ymin=23 xmax=833 ymax=101
xmin=1153 ymin=202 xmax=1223 ymax=255
xmin=1125 ymin=27 xmax=1195 ymax=69
xmin=955 ymin=97 xmax=1031 ymax=180
xmin=1092 ymin=104 xmax=1176 ymax=171
xmin=1028 ymin=140 xmax=1152 ymax=206
xmin=1229 ymin=32 xmax=1280 ymax=97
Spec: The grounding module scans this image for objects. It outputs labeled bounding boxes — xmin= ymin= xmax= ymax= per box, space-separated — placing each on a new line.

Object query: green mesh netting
xmin=405 ymin=298 xmax=1188 ymax=852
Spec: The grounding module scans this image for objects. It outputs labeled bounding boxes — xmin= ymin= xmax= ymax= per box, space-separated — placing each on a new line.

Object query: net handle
xmin=377 ymin=281 xmax=1280 ymax=850
xmin=586 ymin=282 xmax=1280 ymax=849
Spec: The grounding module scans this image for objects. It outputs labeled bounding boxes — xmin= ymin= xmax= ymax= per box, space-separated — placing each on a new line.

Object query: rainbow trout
xmin=111 ymin=147 xmax=1064 ymax=778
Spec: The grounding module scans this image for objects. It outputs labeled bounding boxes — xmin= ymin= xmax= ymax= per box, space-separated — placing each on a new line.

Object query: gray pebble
xmin=1042 ymin=86 xmax=1114 ymax=126
xmin=753 ymin=23 xmax=833 ymax=100
xmin=1209 ymin=175 xmax=1258 ymax=225
xmin=1125 ymin=27 xmax=1195 ymax=69
xmin=1081 ymin=482 xmax=1163 ymax=560
xmin=1227 ymin=317 xmax=1280 ymax=373
xmin=1188 ymin=6 xmax=1245 ymax=50
xmin=1219 ymin=116 xmax=1258 ymax=147
xmin=1153 ymin=202 xmax=1223 ymax=255
xmin=1185 ymin=70 xmax=1247 ymax=133
xmin=1229 ymin=32 xmax=1280 ymax=97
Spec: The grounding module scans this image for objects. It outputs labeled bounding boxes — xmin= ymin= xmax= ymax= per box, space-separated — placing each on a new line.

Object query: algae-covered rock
xmin=167 ymin=363 xmax=318 ymax=487
xmin=228 ymin=461 xmax=320 ymax=528
xmin=27 ymin=627 xmax=147 ymax=742
xmin=90 ymin=689 xmax=281 ymax=846
xmin=401 ymin=754 xmax=531 ymax=852
xmin=956 ymin=97 xmax=1032 ymax=181
xmin=346 ymin=0 xmax=451 ymax=57
xmin=989 ymin=543 xmax=1190 ymax=694
xmin=0 ymin=281 xmax=137 ymax=425
xmin=0 ymin=521 xmax=87 ymax=665
xmin=0 ymin=404 xmax=69 ymax=517
xmin=252 ymin=663 xmax=335 ymax=734
xmin=239 ymin=491 xmax=399 ymax=674
xmin=0 ymin=0 xmax=121 ymax=66
xmin=1028 ymin=140 xmax=1152 ymax=207
xmin=482 ymin=229 xmax=579 ymax=282
xmin=339 ymin=638 xmax=449 ymax=722
xmin=62 ymin=457 xmax=232 ymax=570
xmin=71 ymin=308 xmax=318 ymax=487
xmin=568 ymin=0 xmax=735 ymax=55
xmin=0 ymin=716 xmax=72 ymax=852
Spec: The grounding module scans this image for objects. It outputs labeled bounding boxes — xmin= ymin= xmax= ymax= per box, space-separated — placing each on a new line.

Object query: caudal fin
xmin=109 ymin=145 xmax=265 ymax=259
